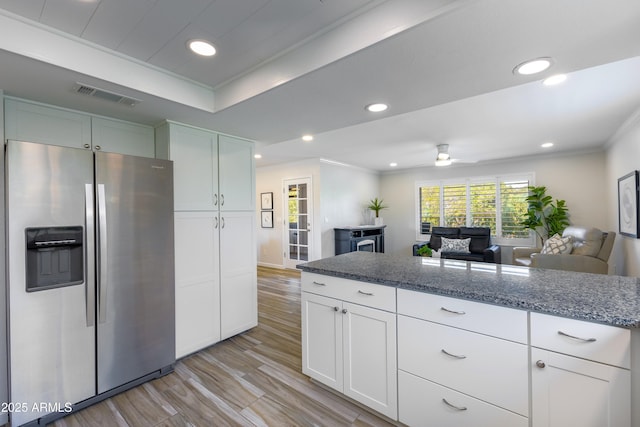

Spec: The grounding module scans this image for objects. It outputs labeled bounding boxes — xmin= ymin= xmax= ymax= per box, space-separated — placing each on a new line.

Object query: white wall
xmin=606 ymin=109 xmax=640 ymax=277
xmin=319 ymin=162 xmax=380 ymax=258
xmin=379 ymin=151 xmax=609 ymax=260
xmin=256 ymin=159 xmax=379 ymax=268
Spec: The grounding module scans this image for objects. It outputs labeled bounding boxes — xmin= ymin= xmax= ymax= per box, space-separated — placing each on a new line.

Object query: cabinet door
xmin=218 ymin=135 xmax=255 ymax=211
xmin=169 ymin=125 xmax=218 ymax=211
xmin=91 ymin=117 xmax=155 ymax=157
xmin=301 ymin=292 xmax=343 ymax=392
xmin=343 ymin=302 xmax=398 ymax=420
xmin=5 ymin=98 xmax=91 ymax=149
xmin=174 ymin=212 xmax=220 ymax=358
xmin=531 ymin=348 xmax=630 ymax=427
xmin=220 ymin=211 xmax=257 ymax=339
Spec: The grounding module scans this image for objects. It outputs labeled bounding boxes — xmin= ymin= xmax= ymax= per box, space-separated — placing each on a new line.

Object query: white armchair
xmin=513 ymin=227 xmax=615 ymax=275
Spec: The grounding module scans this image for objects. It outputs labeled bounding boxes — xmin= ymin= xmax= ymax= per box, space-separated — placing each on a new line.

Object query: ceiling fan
xmin=434 ymin=144 xmax=477 ymax=166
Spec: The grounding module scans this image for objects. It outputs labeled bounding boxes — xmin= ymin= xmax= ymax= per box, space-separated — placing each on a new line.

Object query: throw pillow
xmin=540 ymin=234 xmax=573 ymax=255
xmin=569 ymin=227 xmax=603 ymax=257
xmin=441 ymin=237 xmax=471 ymax=253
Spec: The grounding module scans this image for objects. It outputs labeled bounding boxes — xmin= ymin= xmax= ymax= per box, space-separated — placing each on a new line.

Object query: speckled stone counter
xmin=298 ymin=251 xmax=640 ymax=328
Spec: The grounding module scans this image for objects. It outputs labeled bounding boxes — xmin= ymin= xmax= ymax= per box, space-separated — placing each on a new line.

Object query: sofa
xmin=513 ymin=226 xmax=615 ymax=275
xmin=413 ymin=226 xmax=501 ymax=263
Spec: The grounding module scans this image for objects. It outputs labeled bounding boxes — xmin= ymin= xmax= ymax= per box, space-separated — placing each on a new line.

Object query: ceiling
xmin=1 ymin=0 xmax=640 ymax=172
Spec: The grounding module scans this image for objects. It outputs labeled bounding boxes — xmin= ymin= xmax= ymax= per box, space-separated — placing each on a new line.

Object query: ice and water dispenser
xmin=25 ymin=226 xmax=84 ymax=291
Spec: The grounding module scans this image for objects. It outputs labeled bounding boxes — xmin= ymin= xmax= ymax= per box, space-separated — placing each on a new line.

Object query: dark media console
xmin=334 ymin=225 xmax=386 ymax=255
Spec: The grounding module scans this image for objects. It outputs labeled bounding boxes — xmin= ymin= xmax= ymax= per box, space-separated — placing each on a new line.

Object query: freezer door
xmin=95 ymin=152 xmax=175 ymax=394
xmin=6 ymin=141 xmax=96 ymax=426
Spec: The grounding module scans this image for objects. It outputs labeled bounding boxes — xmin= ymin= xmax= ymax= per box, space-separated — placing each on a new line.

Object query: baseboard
xmin=257 ymin=261 xmax=286 ymax=269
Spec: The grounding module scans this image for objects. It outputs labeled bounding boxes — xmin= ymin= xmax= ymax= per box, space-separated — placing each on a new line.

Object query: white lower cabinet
xmin=530 ymin=313 xmax=631 ymax=427
xmin=174 ymin=210 xmax=257 ymax=358
xmin=398 ymin=370 xmax=528 ymax=427
xmin=301 ymin=276 xmax=397 ymax=420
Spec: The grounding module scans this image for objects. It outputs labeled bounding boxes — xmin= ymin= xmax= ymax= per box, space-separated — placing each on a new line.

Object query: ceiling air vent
xmin=72 ymin=83 xmax=141 ymax=107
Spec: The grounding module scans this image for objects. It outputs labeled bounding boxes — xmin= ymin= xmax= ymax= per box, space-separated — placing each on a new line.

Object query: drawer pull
xmin=558 ymin=330 xmax=597 ymax=343
xmin=312 ymin=281 xmax=326 ymax=286
xmin=441 ymin=307 xmax=466 ymax=315
xmin=333 ymin=307 xmax=339 ymax=312
xmin=536 ymin=360 xmax=546 ymax=369
xmin=358 ymin=290 xmax=374 ymax=296
xmin=441 ymin=349 xmax=467 ymax=359
xmin=442 ymin=398 xmax=467 ymax=411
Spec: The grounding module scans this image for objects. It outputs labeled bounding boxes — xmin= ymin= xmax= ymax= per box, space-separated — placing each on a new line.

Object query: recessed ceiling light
xmin=188 ymin=39 xmax=216 ymax=56
xmin=302 ymin=134 xmax=314 ymax=142
xmin=254 ymin=154 xmax=262 ymax=159
xmin=365 ymin=103 xmax=388 ymax=113
xmin=543 ymin=74 xmax=567 ymax=86
xmin=541 ymin=142 xmax=554 ymax=148
xmin=513 ymin=57 xmax=553 ymax=75
xmin=389 ymin=162 xmax=398 ymax=167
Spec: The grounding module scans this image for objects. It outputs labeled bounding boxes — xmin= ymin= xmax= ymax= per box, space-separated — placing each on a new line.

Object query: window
xmin=417 ymin=174 xmax=533 ymax=245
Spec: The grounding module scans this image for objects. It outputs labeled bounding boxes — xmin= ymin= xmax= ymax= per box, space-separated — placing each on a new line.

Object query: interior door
xmin=284 ymin=178 xmax=313 ymax=269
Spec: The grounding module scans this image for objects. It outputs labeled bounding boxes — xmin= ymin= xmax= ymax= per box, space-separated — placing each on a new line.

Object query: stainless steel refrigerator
xmin=6 ymin=140 xmax=175 ymax=426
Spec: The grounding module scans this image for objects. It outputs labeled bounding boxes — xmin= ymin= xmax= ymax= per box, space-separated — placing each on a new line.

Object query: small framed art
xmin=261 ymin=192 xmax=273 ymax=210
xmin=618 ymin=170 xmax=640 ymax=238
xmin=261 ymin=210 xmax=274 ymax=228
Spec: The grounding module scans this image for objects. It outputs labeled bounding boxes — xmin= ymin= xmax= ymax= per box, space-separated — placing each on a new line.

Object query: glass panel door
xmin=284 ymin=178 xmax=312 ymax=269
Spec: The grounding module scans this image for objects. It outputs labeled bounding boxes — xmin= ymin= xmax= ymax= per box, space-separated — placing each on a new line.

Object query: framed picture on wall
xmin=261 ymin=210 xmax=274 ymax=228
xmin=617 ymin=170 xmax=640 ymax=238
xmin=261 ymin=192 xmax=273 ymax=210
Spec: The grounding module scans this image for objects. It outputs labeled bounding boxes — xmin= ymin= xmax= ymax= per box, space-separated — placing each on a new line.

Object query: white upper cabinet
xmin=5 ymin=98 xmax=91 ymax=148
xmin=164 ymin=124 xmax=218 ymax=211
xmin=91 ymin=117 xmax=155 ymax=158
xmin=218 ymin=135 xmax=255 ymax=211
xmin=5 ymin=98 xmax=155 ymax=157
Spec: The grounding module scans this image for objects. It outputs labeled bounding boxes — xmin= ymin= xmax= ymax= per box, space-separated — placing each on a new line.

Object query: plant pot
xmin=374 ymin=217 xmax=384 ymax=226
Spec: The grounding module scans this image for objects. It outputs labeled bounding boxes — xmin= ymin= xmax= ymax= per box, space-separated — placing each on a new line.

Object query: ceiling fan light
xmin=435 ymin=159 xmax=452 ymax=167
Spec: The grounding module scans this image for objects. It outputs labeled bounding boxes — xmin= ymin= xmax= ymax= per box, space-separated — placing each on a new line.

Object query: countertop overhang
xmin=298 ymin=252 xmax=640 ymax=328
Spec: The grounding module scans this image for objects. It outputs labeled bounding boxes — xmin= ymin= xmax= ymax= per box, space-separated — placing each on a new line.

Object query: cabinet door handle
xmin=94 ymin=145 xmax=101 ymax=150
xmin=220 ymin=194 xmax=225 ymax=206
xmin=441 ymin=307 xmax=466 ymax=315
xmin=213 ymin=194 xmax=218 ymax=206
xmin=342 ymin=309 xmax=348 ymax=314
xmin=221 ymin=217 xmax=225 ymax=229
xmin=441 ymin=349 xmax=467 ymax=359
xmin=358 ymin=290 xmax=374 ymax=296
xmin=536 ymin=360 xmax=546 ymax=369
xmin=334 ymin=307 xmax=339 ymax=311
xmin=442 ymin=398 xmax=467 ymax=411
xmin=214 ymin=216 xmax=218 ymax=229
xmin=83 ymin=143 xmax=91 ymax=149
xmin=557 ymin=330 xmax=597 ymax=342
xmin=312 ymin=281 xmax=326 ymax=286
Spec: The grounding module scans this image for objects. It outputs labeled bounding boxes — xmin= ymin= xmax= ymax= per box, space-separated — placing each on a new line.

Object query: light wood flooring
xmin=49 ymin=266 xmax=395 ymax=427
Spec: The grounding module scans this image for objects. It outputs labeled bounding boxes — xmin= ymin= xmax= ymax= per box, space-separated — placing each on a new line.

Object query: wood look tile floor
xmin=50 ymin=267 xmax=395 ymax=427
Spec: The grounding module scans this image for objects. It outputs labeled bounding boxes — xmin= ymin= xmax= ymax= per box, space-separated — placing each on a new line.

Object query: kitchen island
xmin=298 ymin=251 xmax=640 ymax=427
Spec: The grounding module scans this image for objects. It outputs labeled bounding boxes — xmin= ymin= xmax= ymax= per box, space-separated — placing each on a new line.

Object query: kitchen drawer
xmin=398 ymin=315 xmax=528 ymax=416
xmin=530 ymin=312 xmax=630 ymax=368
xmin=301 ymin=272 xmax=396 ymax=312
xmin=398 ymin=370 xmax=528 ymax=427
xmin=397 ymin=288 xmax=527 ymax=343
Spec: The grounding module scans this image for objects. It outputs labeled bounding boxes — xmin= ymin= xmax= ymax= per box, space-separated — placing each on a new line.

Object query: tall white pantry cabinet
xmin=156 ymin=121 xmax=257 ymax=358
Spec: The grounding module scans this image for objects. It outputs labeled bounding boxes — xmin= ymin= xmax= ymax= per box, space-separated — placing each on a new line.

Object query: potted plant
xmin=416 ymin=245 xmax=432 ymax=257
xmin=520 ymin=186 xmax=570 ymax=243
xmin=368 ymin=197 xmax=388 ymax=225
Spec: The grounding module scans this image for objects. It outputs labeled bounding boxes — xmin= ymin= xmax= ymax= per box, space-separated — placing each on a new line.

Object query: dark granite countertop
xmin=297 ymin=252 xmax=640 ymax=328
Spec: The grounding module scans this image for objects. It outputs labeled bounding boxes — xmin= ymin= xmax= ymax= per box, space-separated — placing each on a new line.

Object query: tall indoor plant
xmin=520 ymin=186 xmax=570 ymax=243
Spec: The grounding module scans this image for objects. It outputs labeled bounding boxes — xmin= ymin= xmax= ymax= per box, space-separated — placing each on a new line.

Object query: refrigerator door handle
xmin=85 ymin=184 xmax=96 ymax=327
xmin=97 ymin=184 xmax=108 ymax=324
